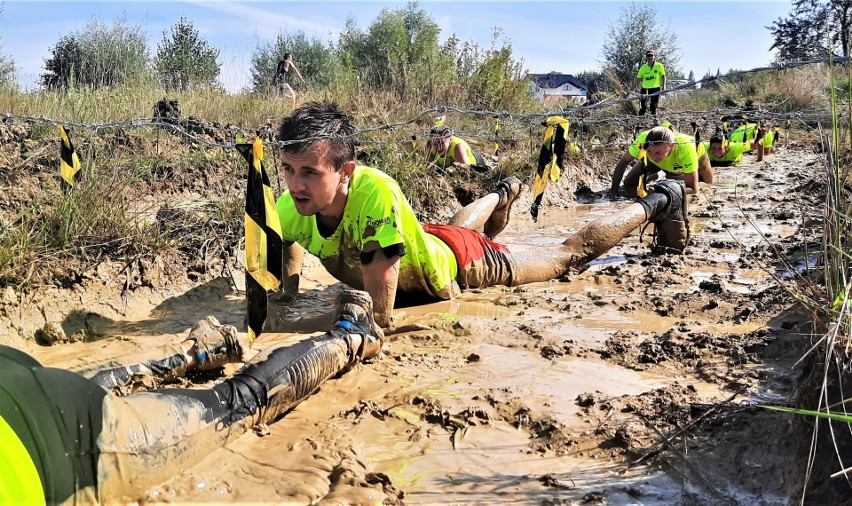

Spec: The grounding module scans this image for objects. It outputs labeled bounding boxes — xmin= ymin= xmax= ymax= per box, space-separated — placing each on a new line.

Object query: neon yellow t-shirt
xmin=729 ymin=123 xmax=775 ymax=147
xmin=276 ymin=166 xmax=458 ymax=299
xmin=0 ymin=415 xmax=45 ymax=505
xmin=702 ymin=141 xmax=751 ymax=166
xmin=430 ymin=136 xmax=476 ymax=166
xmin=628 ymin=130 xmax=652 ymax=158
xmin=636 ymin=62 xmax=665 ymax=89
xmin=763 ymin=130 xmax=775 ymax=148
xmin=646 ymin=133 xmax=700 ymax=175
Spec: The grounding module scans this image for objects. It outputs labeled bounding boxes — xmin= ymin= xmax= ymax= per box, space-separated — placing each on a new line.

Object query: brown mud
xmin=3 ymin=139 xmax=830 ymax=504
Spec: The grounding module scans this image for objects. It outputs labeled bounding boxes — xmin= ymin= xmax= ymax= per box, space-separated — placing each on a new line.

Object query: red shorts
xmin=422 ymin=224 xmax=515 ymax=289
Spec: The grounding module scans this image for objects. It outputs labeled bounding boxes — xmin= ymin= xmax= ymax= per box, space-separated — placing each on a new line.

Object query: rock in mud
xmin=35 ymin=321 xmax=67 ymax=345
xmin=1 ymin=285 xmax=16 ymax=306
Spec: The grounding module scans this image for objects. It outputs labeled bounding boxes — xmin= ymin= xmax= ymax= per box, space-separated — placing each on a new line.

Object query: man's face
xmin=647 ymin=142 xmax=673 ymax=162
xmin=646 ymin=54 xmax=655 ymax=64
xmin=281 ymin=142 xmax=349 ymax=217
xmin=710 ymin=142 xmax=727 ymax=158
xmin=431 ymin=136 xmax=450 ymax=155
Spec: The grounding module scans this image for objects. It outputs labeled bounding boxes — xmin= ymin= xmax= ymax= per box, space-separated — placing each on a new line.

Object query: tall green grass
xmin=757 ymin=54 xmax=852 ymax=501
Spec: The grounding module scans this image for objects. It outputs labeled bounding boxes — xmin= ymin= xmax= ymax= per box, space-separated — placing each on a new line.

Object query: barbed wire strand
xmin=0 ymin=56 xmax=846 ymax=152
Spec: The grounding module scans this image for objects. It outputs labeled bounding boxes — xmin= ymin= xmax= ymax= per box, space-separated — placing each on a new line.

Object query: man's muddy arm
xmin=682 ymin=172 xmax=698 ymax=194
xmin=360 ymin=250 xmax=400 ymax=329
xmin=610 ymin=152 xmax=636 ymax=194
xmin=281 ymin=241 xmax=305 ymax=294
xmin=454 ymin=143 xmax=471 ymax=165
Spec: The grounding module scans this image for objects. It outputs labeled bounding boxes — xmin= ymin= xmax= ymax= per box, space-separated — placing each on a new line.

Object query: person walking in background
xmin=274 ymin=53 xmax=305 ymax=108
xmin=634 ymin=49 xmax=666 ymax=117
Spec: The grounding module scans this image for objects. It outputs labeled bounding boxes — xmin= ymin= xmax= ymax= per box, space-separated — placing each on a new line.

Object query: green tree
xmin=576 ymin=70 xmax=611 ymax=95
xmin=155 ymin=17 xmax=221 ymax=91
xmin=339 ymin=1 xmax=444 ymax=89
xmin=598 ymin=2 xmax=682 ymax=87
xmin=769 ymin=0 xmax=852 ymax=61
xmin=41 ymin=16 xmax=150 ymax=90
xmin=250 ymin=30 xmax=341 ymax=93
xmin=463 ymin=29 xmax=531 ymax=110
xmin=41 ymin=36 xmax=82 ymax=90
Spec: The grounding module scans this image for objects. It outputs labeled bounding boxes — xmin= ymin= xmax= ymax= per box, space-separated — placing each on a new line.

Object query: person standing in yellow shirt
xmin=633 ymin=49 xmax=666 ymax=117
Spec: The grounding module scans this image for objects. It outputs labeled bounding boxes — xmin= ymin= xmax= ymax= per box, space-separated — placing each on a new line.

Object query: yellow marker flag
xmin=531 ymin=116 xmax=569 ymax=221
xmin=493 ymin=117 xmax=500 ymax=157
xmin=636 ymin=147 xmax=649 ymax=197
xmin=57 ymin=125 xmax=80 ymax=189
xmin=637 ymin=174 xmax=647 ymax=198
xmin=238 ymin=137 xmax=283 ymax=344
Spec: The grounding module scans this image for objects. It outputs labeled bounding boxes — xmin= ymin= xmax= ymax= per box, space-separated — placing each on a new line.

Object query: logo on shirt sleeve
xmin=366 ymin=216 xmax=392 ymax=229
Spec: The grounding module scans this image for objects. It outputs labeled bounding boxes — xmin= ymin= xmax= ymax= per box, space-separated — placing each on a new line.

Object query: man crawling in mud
xmin=275 ymin=102 xmax=692 ymax=329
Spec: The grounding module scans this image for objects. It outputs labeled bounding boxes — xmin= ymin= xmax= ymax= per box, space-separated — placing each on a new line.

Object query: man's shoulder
xmin=352 ymin=166 xmax=399 ymax=190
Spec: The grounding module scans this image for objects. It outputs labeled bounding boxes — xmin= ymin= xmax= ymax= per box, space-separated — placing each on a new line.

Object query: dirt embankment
xmin=1 ymin=118 xmax=841 ymax=504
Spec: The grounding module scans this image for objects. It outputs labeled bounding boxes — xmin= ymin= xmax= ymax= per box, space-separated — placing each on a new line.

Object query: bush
xmin=155 ymin=17 xmax=221 ymax=92
xmin=41 ymin=16 xmax=151 ymax=90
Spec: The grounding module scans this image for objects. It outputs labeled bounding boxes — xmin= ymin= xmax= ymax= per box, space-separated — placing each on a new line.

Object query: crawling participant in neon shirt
xmin=426 ymin=125 xmax=486 ymax=169
xmin=611 ymin=125 xmax=712 ymax=197
xmin=729 ymin=122 xmax=775 ymax=154
xmin=0 ymin=290 xmax=382 ymax=504
xmin=704 ymin=129 xmax=754 ymax=167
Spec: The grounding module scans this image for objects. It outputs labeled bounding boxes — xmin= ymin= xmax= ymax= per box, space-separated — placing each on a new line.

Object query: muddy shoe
xmin=332 ymin=289 xmax=383 ymax=360
xmin=484 ymin=176 xmax=522 ymax=239
xmin=188 ymin=316 xmax=249 ymax=371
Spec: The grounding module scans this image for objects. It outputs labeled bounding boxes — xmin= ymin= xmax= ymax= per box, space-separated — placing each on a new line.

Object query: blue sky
xmin=2 ymin=1 xmax=793 ymax=93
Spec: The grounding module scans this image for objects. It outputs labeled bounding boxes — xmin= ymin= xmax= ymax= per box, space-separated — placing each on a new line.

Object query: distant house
xmin=528 ymin=74 xmax=588 ymax=103
xmin=666 ymin=79 xmax=694 ymax=94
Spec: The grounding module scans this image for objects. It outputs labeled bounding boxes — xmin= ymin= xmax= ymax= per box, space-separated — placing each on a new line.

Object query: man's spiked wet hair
xmin=277 ymin=101 xmax=358 ymax=171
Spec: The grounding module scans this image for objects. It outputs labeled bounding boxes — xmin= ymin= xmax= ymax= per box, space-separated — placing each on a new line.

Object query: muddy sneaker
xmin=188 ymin=316 xmax=249 ymax=371
xmin=332 ymin=289 xmax=383 ymax=360
xmin=484 ymin=176 xmax=522 ymax=239
xmin=646 ymin=179 xmax=689 ymax=253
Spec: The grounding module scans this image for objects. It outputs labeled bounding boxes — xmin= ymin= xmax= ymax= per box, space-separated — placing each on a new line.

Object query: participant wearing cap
xmin=633 ymin=49 xmax=666 ymax=117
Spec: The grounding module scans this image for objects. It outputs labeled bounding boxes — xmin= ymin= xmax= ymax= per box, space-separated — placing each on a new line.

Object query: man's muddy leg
xmin=447 ymin=193 xmax=500 ymax=230
xmin=448 ymin=177 xmax=521 ymax=238
xmin=509 ymin=183 xmax=688 ymax=284
xmin=510 ymin=202 xmax=650 ymax=284
xmin=79 ymin=317 xmax=247 ymax=390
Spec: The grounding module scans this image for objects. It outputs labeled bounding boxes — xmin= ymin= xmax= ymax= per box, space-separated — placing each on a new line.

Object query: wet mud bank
xmin=7 ymin=143 xmax=837 ymax=503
